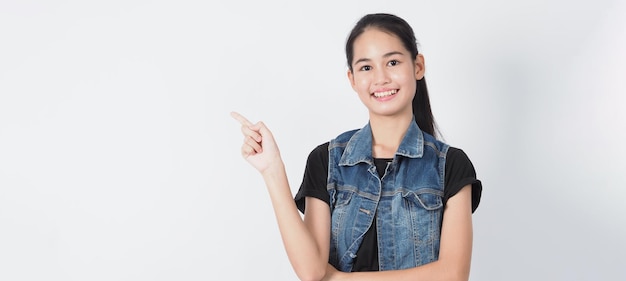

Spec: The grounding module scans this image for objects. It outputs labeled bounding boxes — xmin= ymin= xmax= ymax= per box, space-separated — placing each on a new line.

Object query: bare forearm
xmin=332 ymin=259 xmax=468 ymax=281
xmin=262 ymin=163 xmax=328 ymax=281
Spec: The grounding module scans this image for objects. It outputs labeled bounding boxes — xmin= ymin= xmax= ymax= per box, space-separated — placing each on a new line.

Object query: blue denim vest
xmin=327 ymin=120 xmax=449 ymax=272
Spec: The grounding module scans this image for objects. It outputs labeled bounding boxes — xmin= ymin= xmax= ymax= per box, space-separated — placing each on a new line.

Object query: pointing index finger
xmin=230 ymin=111 xmax=253 ymax=126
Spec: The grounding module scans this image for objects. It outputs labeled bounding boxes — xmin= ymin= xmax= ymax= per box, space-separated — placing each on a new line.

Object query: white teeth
xmin=373 ymin=89 xmax=397 ymax=98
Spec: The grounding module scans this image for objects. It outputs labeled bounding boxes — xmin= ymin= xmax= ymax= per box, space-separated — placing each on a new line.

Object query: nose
xmin=373 ymin=67 xmax=390 ymax=85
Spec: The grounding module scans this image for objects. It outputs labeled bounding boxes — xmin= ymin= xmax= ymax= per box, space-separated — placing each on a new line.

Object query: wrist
xmin=260 ymin=160 xmax=286 ymax=180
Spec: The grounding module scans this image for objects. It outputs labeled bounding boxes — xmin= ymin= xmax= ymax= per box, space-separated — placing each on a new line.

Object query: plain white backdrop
xmin=1 ymin=0 xmax=625 ymax=280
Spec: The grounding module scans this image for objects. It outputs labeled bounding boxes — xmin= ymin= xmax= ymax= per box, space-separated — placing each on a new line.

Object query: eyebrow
xmin=353 ymin=51 xmax=405 ymax=65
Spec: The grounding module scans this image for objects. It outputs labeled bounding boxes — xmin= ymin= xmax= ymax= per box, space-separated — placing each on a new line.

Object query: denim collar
xmin=339 ymin=118 xmax=424 ymax=166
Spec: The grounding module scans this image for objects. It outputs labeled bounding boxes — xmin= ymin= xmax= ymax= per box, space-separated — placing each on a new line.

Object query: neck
xmin=369 ymin=113 xmax=413 ymax=158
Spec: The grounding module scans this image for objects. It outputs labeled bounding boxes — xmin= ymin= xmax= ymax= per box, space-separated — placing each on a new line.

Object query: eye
xmin=359 ymin=65 xmax=372 ymax=71
xmin=388 ymin=60 xmax=399 ymax=66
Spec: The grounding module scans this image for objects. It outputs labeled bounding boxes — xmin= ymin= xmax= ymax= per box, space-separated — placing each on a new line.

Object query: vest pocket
xmin=333 ymin=189 xmax=354 ymax=207
xmin=403 ymin=189 xmax=443 ymax=211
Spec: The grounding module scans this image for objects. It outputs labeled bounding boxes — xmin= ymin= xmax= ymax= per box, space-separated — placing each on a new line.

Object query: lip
xmin=372 ymin=88 xmax=397 ymax=95
xmin=371 ymin=88 xmax=399 ymax=100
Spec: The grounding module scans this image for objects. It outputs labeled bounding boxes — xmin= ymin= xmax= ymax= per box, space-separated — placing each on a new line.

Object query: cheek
xmin=393 ymin=70 xmax=415 ymax=88
xmin=354 ymin=76 xmax=371 ymax=93
xmin=391 ymin=69 xmax=409 ymax=81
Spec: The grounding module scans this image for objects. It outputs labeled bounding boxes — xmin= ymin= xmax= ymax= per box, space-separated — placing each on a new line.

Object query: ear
xmin=414 ymin=54 xmax=425 ymax=80
xmin=347 ymin=69 xmax=357 ymax=91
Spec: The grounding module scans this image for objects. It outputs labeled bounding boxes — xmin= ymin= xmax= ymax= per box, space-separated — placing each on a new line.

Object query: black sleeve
xmin=444 ymin=147 xmax=482 ymax=213
xmin=294 ymin=142 xmax=331 ymax=214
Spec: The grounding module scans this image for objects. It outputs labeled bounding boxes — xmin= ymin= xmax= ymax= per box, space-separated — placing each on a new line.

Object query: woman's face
xmin=348 ymin=28 xmax=424 ymax=119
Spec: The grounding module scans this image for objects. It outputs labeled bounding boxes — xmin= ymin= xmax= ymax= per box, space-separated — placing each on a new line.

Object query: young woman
xmin=232 ymin=13 xmax=482 ymax=281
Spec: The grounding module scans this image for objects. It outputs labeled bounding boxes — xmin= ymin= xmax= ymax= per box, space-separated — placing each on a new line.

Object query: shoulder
xmin=304 ymin=142 xmax=330 ymax=170
xmin=331 ymin=128 xmax=361 ymax=145
xmin=308 ymin=142 xmax=329 ymax=160
xmin=446 ymin=147 xmax=476 ymax=171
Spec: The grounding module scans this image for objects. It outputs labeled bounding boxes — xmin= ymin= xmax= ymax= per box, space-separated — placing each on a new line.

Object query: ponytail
xmin=412 ymin=77 xmax=440 ymax=139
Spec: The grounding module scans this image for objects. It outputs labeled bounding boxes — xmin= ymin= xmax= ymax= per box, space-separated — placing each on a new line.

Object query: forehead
xmin=352 ymin=28 xmax=408 ymax=57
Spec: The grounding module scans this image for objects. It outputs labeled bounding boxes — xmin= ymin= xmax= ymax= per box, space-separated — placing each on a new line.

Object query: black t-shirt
xmin=294 ymin=142 xmax=482 ymax=272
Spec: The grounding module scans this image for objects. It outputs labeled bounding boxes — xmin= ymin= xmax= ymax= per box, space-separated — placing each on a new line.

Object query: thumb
xmin=251 ymin=121 xmax=272 ymax=137
xmin=252 ymin=121 xmax=278 ymax=148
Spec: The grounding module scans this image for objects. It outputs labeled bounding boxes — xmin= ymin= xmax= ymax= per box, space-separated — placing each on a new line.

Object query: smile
xmin=373 ymin=89 xmax=397 ymax=98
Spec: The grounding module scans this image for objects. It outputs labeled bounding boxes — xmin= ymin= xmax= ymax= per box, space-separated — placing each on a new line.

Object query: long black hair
xmin=345 ymin=13 xmax=440 ymax=139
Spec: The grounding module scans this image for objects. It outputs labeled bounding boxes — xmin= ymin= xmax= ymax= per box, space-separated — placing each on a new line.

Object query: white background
xmin=1 ymin=0 xmax=625 ymax=280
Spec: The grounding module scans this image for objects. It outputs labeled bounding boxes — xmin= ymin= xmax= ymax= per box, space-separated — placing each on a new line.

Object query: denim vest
xmin=327 ymin=120 xmax=449 ymax=272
